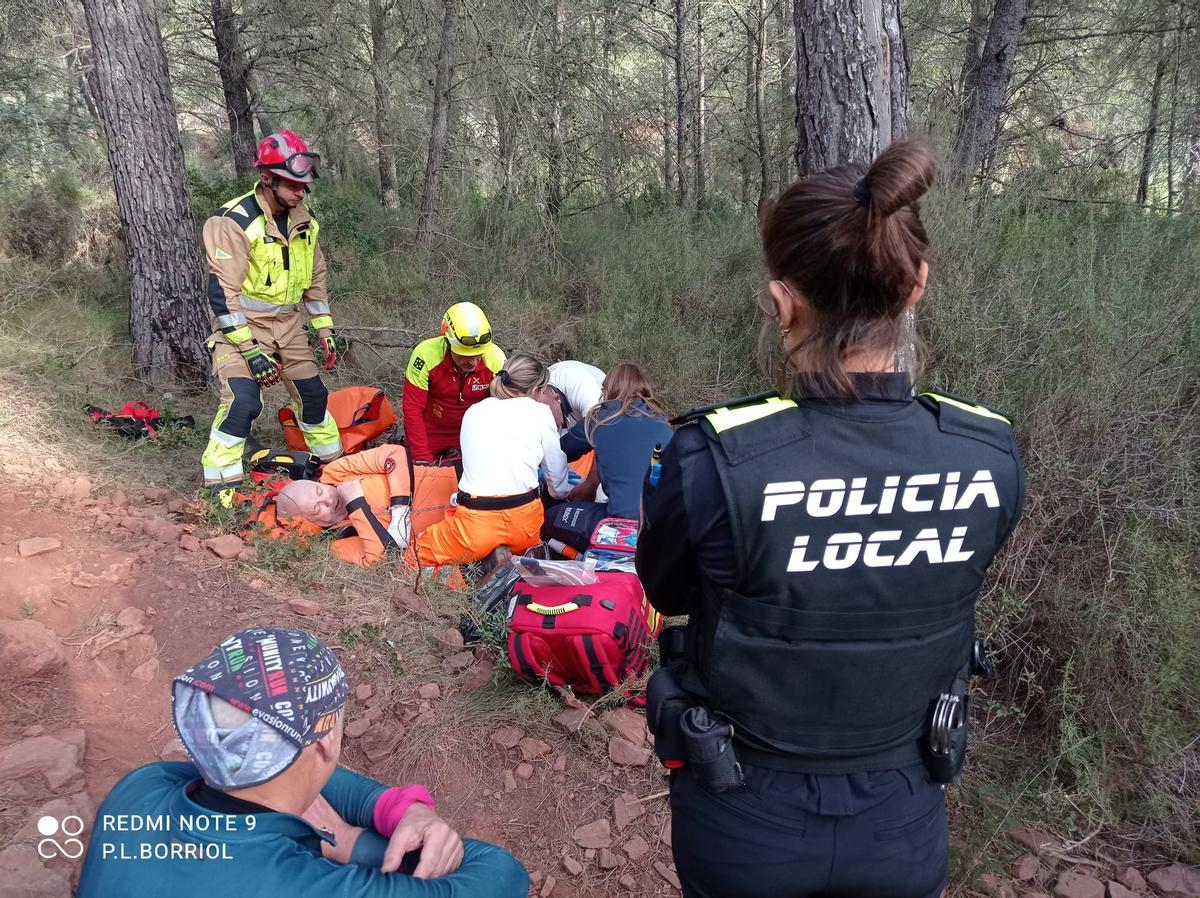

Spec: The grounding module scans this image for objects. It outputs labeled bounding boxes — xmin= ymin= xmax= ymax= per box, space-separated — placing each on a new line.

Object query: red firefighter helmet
xmin=253 ymin=130 xmax=320 ymax=183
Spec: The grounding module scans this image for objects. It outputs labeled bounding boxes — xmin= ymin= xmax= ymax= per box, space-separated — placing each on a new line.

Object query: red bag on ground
xmin=507 ymin=572 xmax=663 ymax=696
xmin=279 ymin=386 xmax=396 ymax=455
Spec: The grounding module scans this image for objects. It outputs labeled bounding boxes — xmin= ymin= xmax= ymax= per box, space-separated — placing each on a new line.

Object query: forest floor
xmin=0 ymin=380 xmax=1191 ymax=898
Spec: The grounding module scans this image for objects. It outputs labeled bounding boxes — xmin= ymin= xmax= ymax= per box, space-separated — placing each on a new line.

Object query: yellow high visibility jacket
xmin=202 ymin=185 xmax=331 ymax=346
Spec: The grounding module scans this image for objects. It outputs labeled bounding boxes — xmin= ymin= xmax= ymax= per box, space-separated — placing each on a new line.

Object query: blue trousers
xmin=670 ymin=764 xmax=949 ymax=898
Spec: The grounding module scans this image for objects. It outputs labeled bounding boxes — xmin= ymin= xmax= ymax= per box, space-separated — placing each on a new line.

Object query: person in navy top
xmin=543 ymin=363 xmax=674 ymax=553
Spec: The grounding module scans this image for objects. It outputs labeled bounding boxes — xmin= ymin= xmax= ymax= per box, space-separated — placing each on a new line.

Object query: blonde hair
xmin=584 ymin=363 xmax=668 ymax=442
xmin=491 ymin=354 xmax=549 ymax=399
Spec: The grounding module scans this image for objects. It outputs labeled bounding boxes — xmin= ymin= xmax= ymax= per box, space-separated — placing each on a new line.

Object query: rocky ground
xmin=0 ymin=469 xmax=1196 ymax=898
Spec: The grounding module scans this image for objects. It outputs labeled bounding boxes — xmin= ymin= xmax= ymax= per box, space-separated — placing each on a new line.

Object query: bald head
xmin=276 ymin=480 xmax=346 ymax=528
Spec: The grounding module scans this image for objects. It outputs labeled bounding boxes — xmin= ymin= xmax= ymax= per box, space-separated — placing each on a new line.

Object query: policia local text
xmin=761 ymin=469 xmax=1001 ymax=572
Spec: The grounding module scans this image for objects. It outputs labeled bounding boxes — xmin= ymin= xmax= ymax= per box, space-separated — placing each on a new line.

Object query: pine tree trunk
xmin=81 ymin=0 xmax=209 ymax=388
xmin=694 ymin=0 xmax=707 ymax=208
xmin=774 ymin=0 xmax=794 ymax=191
xmin=754 ymin=0 xmax=771 ymax=209
xmin=953 ymin=0 xmax=1029 ymax=181
xmin=674 ymin=0 xmax=690 ymax=207
xmin=662 ymin=52 xmax=677 ymax=194
xmin=416 ymin=0 xmax=458 ymax=251
xmin=369 ymin=0 xmax=399 ymax=209
xmin=1138 ymin=47 xmax=1167 ymax=206
xmin=793 ymin=0 xmax=907 ymax=176
xmin=545 ymin=0 xmax=566 ymax=219
xmin=211 ymin=0 xmax=257 ymax=176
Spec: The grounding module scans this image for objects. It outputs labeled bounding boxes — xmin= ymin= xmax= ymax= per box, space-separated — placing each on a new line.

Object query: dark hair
xmin=760 ymin=140 xmax=937 ymax=399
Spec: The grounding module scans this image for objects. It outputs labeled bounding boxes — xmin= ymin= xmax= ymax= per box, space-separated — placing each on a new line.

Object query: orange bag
xmin=280 ymin=386 xmax=397 ymax=456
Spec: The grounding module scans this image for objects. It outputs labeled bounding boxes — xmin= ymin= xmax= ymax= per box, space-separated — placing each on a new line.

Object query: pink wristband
xmin=373 ymin=785 xmax=436 ymax=836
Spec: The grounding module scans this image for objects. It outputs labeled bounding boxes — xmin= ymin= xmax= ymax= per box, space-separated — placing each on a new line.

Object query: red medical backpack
xmin=506 ymin=572 xmax=663 ymax=696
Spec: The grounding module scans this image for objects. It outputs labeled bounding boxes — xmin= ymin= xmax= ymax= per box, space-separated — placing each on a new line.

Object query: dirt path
xmin=0 ymin=465 xmax=1190 ymax=898
xmin=0 ymin=476 xmax=679 ymax=897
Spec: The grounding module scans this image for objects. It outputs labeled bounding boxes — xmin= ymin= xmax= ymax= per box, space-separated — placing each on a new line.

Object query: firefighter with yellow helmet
xmin=199 ymin=129 xmax=344 ymax=502
xmin=401 ymin=302 xmax=506 ymax=464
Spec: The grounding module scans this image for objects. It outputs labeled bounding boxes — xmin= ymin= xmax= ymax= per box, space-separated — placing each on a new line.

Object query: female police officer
xmin=637 ymin=141 xmax=1025 ymax=898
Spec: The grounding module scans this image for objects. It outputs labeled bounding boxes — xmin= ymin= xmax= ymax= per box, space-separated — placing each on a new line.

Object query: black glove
xmin=241 ymin=345 xmax=282 ymax=387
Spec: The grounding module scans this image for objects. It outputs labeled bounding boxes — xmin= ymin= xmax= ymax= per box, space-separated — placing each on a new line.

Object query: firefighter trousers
xmin=201 ymin=309 xmax=342 ymax=488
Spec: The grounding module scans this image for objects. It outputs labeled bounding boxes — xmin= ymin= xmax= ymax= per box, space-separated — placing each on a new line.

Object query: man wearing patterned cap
xmin=77 ymin=627 xmax=528 ymax=897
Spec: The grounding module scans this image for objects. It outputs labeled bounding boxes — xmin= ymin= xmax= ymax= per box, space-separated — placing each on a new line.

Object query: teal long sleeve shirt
xmin=77 ymin=762 xmax=528 ymax=898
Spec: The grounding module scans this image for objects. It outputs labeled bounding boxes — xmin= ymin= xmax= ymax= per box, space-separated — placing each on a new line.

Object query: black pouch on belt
xmin=646 ymin=666 xmax=690 ymax=769
xmin=680 ymin=706 xmax=744 ymax=792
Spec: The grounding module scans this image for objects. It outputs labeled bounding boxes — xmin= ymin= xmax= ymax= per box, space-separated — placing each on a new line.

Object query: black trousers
xmin=670 ymin=763 xmax=949 ymax=898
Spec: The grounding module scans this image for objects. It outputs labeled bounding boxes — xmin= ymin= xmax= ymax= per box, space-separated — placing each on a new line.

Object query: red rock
xmin=598 ymin=848 xmax=621 ymax=870
xmin=621 ymin=835 xmax=649 ymax=861
xmin=442 ymin=651 xmax=475 ymax=673
xmin=555 ymin=708 xmax=590 ymax=734
xmin=144 ymin=487 xmax=169 ymax=502
xmin=1117 ymin=869 xmax=1147 ymax=893
xmin=417 ymin=682 xmax=441 ymax=700
xmin=519 ymin=737 xmax=553 ymax=760
xmin=248 ymin=578 xmax=269 ymax=591
xmin=539 ymin=876 xmax=557 ymax=897
xmin=0 ymin=731 xmax=84 ymax=789
xmin=15 ymin=792 xmax=95 ymax=843
xmin=70 ymin=477 xmax=93 ymax=501
xmin=438 ymin=627 xmax=465 ymax=653
xmin=601 ymin=708 xmax=648 ymax=745
xmin=115 ymin=606 xmax=145 ymax=630
xmin=344 ymin=717 xmax=372 ymax=738
xmin=1109 ymin=882 xmax=1138 ymax=898
xmin=552 ymin=754 xmax=567 ymax=772
xmin=462 ymin=660 xmax=494 ymax=690
xmin=0 ymin=620 xmax=64 ymax=680
xmin=1012 ymin=854 xmax=1040 ymax=881
xmin=561 ymin=856 xmax=583 ymax=876
xmin=17 ymin=537 xmax=61 ymax=558
xmin=145 ymin=519 xmax=184 ymax=542
xmin=131 ymin=658 xmax=160 ymax=681
xmin=492 ymin=726 xmax=524 ymax=749
xmin=110 ymin=490 xmax=128 ymax=507
xmin=287 ymin=598 xmax=321 ymax=616
xmin=238 ymin=546 xmax=258 ymax=561
xmin=1007 ymin=826 xmax=1057 ymax=853
xmin=1147 ymin=865 xmax=1200 ymax=898
xmin=503 ymin=769 xmax=517 ymax=793
xmin=619 ymin=874 xmax=638 ymax=891
xmin=1052 ymin=869 xmax=1105 ymax=898
xmin=608 ymin=737 xmax=651 ymax=766
xmin=573 ymin=818 xmax=612 ymax=849
xmin=203 ymin=534 xmax=244 ymax=559
xmin=654 ymin=860 xmax=681 ymax=890
xmin=179 ymin=534 xmax=201 ymax=551
xmin=514 ymin=762 xmax=534 ymax=780
xmin=613 ymin=792 xmax=645 ymax=832
xmin=167 ymin=498 xmax=187 ymax=514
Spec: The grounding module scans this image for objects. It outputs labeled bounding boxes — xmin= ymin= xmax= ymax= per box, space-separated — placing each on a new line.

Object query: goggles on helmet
xmin=453 ymin=329 xmax=492 ymax=347
xmin=265 ymin=151 xmax=320 ymax=181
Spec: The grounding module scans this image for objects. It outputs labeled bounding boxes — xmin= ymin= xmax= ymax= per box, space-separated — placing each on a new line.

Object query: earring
xmin=780 ymin=327 xmax=791 ymax=337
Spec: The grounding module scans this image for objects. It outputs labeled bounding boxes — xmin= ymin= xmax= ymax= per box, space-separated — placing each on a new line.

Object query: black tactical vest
xmin=690 ymin=391 xmax=1022 ymax=773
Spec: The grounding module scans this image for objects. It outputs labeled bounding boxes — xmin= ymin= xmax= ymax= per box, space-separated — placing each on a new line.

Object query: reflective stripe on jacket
xmin=401 ymin=337 xmax=506 ymax=462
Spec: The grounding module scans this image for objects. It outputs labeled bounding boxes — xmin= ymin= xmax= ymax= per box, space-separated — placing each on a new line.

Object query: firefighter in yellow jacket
xmin=200 ymin=130 xmax=344 ymax=501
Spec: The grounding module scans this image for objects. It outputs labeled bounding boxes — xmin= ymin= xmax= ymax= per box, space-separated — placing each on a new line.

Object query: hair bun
xmin=862 ymin=140 xmax=937 ymax=219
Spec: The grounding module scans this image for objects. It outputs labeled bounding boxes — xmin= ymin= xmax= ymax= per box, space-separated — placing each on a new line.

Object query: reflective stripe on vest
xmin=704 ymin=396 xmax=797 ymax=432
xmin=919 ymin=392 xmax=1011 ymax=424
xmin=219 ymin=189 xmax=320 ymax=307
